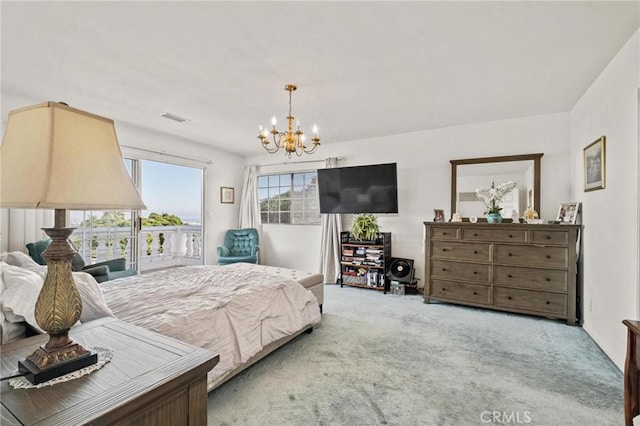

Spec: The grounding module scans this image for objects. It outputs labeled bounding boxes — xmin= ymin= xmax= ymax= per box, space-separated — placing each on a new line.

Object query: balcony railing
xmin=71 ymin=225 xmax=202 ymax=272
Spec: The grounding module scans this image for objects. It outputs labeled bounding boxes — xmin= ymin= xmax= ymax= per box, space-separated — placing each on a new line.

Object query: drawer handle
xmin=473 ymin=250 xmax=478 ymax=254
xmin=473 ymin=292 xmax=478 ymax=295
xmin=442 ymin=248 xmax=447 ymax=252
xmin=443 ymin=232 xmax=447 ymax=235
xmin=546 ymin=301 xmax=550 ymax=304
xmin=508 ymin=253 xmax=513 ymax=257
xmin=507 ymin=274 xmax=513 ymax=278
xmin=546 ymin=255 xmax=551 ymax=259
xmin=507 ymin=296 xmax=513 ymax=300
xmin=545 ymin=277 xmax=551 ymax=282
xmin=508 ymin=234 xmax=513 ymax=238
xmin=441 ymin=288 xmax=446 ymax=291
xmin=473 ymin=271 xmax=478 ymax=275
xmin=546 ymin=235 xmax=551 ymax=239
xmin=442 ymin=268 xmax=447 ymax=272
xmin=473 ymin=233 xmax=478 ymax=237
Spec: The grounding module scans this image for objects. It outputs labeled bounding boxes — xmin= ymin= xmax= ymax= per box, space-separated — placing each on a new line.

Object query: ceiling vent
xmin=160 ymin=112 xmax=190 ymax=123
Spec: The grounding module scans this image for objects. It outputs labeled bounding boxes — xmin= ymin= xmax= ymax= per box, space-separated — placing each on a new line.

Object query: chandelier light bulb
xmin=271 ymin=116 xmax=277 ymax=126
xmin=259 ymin=125 xmax=263 ymax=132
xmin=312 ymin=125 xmax=318 ymax=135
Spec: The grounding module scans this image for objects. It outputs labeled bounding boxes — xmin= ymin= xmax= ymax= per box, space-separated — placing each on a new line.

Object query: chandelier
xmin=258 ymin=84 xmax=320 ymax=157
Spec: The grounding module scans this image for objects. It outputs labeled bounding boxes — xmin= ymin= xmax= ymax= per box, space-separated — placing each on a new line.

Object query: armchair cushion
xmin=82 ymin=265 xmax=110 ymax=282
xmin=25 ymin=239 xmax=51 ymax=265
xmin=94 ymin=257 xmax=126 ymax=272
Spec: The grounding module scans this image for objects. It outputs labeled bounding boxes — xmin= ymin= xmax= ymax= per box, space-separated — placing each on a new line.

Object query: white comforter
xmin=100 ymin=264 xmax=321 ymax=388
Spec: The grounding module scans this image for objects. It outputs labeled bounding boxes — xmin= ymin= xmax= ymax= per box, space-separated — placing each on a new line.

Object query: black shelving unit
xmin=339 ymin=231 xmax=392 ymax=293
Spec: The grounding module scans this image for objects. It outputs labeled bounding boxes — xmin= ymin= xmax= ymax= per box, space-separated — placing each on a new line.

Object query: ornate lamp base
xmin=17 ymin=209 xmax=98 ymax=385
xmin=19 ymin=343 xmax=97 ymax=385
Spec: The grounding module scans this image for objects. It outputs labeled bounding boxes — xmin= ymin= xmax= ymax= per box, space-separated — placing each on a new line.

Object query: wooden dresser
xmin=624 ymin=319 xmax=640 ymax=426
xmin=424 ymin=222 xmax=580 ymax=325
xmin=1 ymin=318 xmax=219 ymax=425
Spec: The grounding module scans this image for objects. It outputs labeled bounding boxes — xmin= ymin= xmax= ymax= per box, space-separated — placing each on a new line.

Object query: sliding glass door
xmin=70 ymin=158 xmax=204 ymax=273
xmin=137 ymin=159 xmax=204 ymax=272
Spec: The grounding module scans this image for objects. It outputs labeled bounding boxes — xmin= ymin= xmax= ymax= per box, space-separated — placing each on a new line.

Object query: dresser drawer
xmin=461 ymin=228 xmax=528 ymax=243
xmin=431 ymin=279 xmax=490 ymax=305
xmin=494 ymin=244 xmax=568 ymax=268
xmin=530 ymin=230 xmax=569 ymax=246
xmin=494 ymin=287 xmax=567 ymax=316
xmin=494 ymin=266 xmax=567 ymax=292
xmin=431 ymin=227 xmax=459 ymax=240
xmin=431 ymin=260 xmax=490 ymax=283
xmin=431 ymin=241 xmax=491 ymax=262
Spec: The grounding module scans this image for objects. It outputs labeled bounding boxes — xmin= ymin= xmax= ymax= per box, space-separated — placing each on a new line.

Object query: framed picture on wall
xmin=220 ymin=187 xmax=234 ymax=204
xmin=557 ymin=202 xmax=581 ymax=224
xmin=583 ymin=136 xmax=605 ymax=192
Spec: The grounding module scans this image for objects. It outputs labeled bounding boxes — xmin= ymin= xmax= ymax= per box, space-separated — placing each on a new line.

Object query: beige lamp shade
xmin=0 ymin=102 xmax=146 ymax=210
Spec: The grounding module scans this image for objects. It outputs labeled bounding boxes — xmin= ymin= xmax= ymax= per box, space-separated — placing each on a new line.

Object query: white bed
xmin=0 ymin=255 xmax=322 ymax=391
xmin=100 ymin=263 xmax=322 ymax=390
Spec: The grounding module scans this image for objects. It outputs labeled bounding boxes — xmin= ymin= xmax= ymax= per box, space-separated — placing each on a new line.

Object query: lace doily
xmin=9 ymin=346 xmax=113 ymax=389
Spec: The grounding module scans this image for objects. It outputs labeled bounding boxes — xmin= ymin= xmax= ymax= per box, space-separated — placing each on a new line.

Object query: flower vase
xmin=487 ymin=212 xmax=503 ymax=224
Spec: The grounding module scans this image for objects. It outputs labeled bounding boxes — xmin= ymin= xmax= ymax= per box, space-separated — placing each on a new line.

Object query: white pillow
xmin=0 ymin=263 xmax=27 ymax=344
xmin=73 ymin=272 xmax=114 ymax=322
xmin=4 ymin=251 xmax=40 ymax=268
xmin=1 ymin=263 xmax=113 ymax=333
xmin=1 ymin=263 xmax=45 ymax=333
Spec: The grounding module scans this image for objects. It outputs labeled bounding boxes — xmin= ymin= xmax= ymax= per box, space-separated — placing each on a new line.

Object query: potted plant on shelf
xmin=476 ymin=181 xmax=517 ymax=223
xmin=350 ymin=213 xmax=380 ymax=242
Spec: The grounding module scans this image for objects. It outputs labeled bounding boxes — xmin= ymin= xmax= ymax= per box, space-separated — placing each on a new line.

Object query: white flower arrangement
xmin=476 ymin=181 xmax=517 ymax=215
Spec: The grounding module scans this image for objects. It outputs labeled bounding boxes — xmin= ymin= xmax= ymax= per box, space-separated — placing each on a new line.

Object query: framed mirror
xmin=450 ymin=153 xmax=543 ymax=221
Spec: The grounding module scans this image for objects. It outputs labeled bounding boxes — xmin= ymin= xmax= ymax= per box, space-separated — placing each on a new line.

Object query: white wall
xmin=246 ymin=112 xmax=572 ymax=286
xmin=0 ymin=92 xmax=246 ymax=265
xmin=569 ymin=30 xmax=640 ymax=369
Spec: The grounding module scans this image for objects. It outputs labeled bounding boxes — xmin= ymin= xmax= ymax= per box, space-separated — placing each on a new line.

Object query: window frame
xmin=258 ymin=170 xmax=320 ymax=225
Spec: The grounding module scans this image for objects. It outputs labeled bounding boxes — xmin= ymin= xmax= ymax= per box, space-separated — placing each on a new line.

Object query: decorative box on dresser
xmin=1 ymin=317 xmax=219 ymax=426
xmin=424 ymin=222 xmax=580 ymax=325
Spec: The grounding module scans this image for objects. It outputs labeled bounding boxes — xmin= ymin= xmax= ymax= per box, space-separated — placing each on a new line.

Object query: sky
xmin=138 ymin=160 xmax=203 ymax=222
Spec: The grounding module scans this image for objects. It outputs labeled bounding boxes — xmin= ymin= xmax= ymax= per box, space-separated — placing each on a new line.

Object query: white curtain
xmin=319 ymin=157 xmax=342 ymax=283
xmin=238 ymin=164 xmax=261 ymax=230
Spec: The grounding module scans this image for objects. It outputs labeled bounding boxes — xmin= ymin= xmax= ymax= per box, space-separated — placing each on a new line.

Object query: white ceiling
xmin=2 ymin=1 xmax=638 ymax=157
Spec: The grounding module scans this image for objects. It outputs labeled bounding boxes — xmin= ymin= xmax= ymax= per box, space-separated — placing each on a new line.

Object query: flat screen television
xmin=317 ymin=163 xmax=398 ymax=214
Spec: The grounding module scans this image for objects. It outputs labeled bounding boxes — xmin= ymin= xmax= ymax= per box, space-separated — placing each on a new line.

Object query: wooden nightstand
xmin=1 ymin=317 xmax=219 ymax=425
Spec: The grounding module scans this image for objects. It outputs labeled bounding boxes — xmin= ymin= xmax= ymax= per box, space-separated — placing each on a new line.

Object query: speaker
xmin=387 ymin=257 xmax=415 ymax=284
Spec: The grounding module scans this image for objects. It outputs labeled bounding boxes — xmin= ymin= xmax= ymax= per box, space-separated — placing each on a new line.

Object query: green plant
xmin=350 ymin=214 xmax=380 ymax=241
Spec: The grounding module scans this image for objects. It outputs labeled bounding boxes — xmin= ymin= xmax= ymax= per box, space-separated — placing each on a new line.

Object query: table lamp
xmin=0 ymin=102 xmax=146 ymax=384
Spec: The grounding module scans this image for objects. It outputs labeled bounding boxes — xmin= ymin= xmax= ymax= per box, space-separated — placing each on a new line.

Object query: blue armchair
xmin=217 ymin=228 xmax=259 ymax=265
xmin=26 ymin=239 xmax=137 ymax=283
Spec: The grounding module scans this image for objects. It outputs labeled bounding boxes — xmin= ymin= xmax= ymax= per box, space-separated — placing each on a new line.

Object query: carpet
xmin=207 ymin=284 xmax=622 ymax=425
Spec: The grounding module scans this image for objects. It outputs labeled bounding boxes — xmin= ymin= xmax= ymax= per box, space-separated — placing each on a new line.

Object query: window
xmin=258 ymin=171 xmax=320 ymax=225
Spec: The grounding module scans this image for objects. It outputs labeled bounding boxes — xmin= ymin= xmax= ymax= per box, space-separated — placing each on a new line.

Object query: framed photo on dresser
xmin=557 ymin=202 xmax=581 ymax=224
